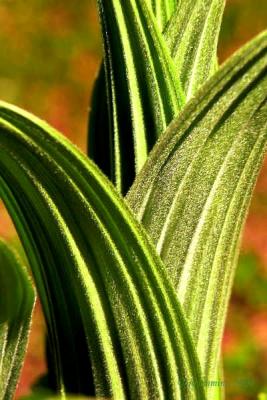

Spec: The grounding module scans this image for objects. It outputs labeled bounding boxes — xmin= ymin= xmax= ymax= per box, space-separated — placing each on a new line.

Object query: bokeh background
xmin=0 ymin=0 xmax=266 ymax=399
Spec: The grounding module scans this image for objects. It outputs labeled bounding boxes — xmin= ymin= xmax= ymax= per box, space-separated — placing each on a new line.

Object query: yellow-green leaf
xmin=164 ymin=0 xmax=225 ymax=100
xmin=127 ymin=31 xmax=267 ymax=395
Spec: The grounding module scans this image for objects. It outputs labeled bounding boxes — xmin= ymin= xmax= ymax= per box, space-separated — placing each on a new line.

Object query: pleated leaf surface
xmin=164 ymin=0 xmax=225 ymax=100
xmin=0 ymin=240 xmax=35 ymax=400
xmin=127 ymin=31 xmax=267 ymax=395
xmin=89 ymin=0 xmax=184 ymax=194
xmin=0 ymin=103 xmax=205 ymax=400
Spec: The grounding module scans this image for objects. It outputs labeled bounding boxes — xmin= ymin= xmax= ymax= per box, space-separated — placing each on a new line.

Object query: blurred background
xmin=0 ymin=0 xmax=266 ymax=399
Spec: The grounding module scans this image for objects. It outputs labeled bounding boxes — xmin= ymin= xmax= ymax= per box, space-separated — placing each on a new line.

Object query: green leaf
xmin=0 ymin=239 xmax=35 ymax=400
xmin=87 ymin=0 xmax=180 ymax=187
xmin=0 ymin=103 xmax=206 ymax=399
xmin=88 ymin=0 xmax=225 ymax=195
xmin=127 ymin=31 xmax=267 ymax=391
xmin=89 ymin=0 xmax=184 ymax=194
xmin=164 ymin=0 xmax=225 ymax=100
xmin=148 ymin=0 xmax=179 ymax=31
xmin=88 ymin=64 xmax=112 ymax=183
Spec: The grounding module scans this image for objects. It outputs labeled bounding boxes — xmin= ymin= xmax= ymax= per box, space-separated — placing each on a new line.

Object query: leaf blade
xmin=0 ymin=103 xmax=205 ymax=399
xmin=148 ymin=0 xmax=179 ymax=30
xmin=127 ymin=31 xmax=267 ymax=393
xmin=0 ymin=240 xmax=35 ymax=400
xmin=164 ymin=0 xmax=225 ymax=100
xmin=89 ymin=0 xmax=184 ymax=194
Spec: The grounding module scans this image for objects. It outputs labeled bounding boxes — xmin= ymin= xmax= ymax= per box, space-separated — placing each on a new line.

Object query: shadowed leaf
xmin=89 ymin=0 xmax=184 ymax=194
xmin=0 ymin=104 xmax=205 ymax=399
xmin=0 ymin=240 xmax=35 ymax=400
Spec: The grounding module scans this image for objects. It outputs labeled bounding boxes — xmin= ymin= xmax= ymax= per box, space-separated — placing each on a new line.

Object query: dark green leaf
xmin=0 ymin=240 xmax=35 ymax=400
xmin=89 ymin=0 xmax=184 ymax=194
xmin=0 ymin=104 xmax=205 ymax=399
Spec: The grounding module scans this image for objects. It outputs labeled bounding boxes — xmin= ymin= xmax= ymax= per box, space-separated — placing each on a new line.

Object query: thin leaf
xmin=0 ymin=240 xmax=35 ymax=400
xmin=89 ymin=0 xmax=184 ymax=194
xmin=164 ymin=0 xmax=225 ymax=100
xmin=88 ymin=64 xmax=112 ymax=182
xmin=0 ymin=103 xmax=206 ymax=399
xmin=127 ymin=31 xmax=267 ymax=392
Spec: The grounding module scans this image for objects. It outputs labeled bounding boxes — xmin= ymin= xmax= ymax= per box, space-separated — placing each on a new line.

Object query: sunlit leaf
xmin=127 ymin=31 xmax=267 ymax=394
xmin=89 ymin=0 xmax=184 ymax=194
xmin=0 ymin=240 xmax=35 ymax=400
xmin=164 ymin=0 xmax=225 ymax=100
xmin=0 ymin=103 xmax=206 ymax=399
xmin=148 ymin=0 xmax=179 ymax=30
xmin=88 ymin=0 xmax=225 ymax=195
xmin=88 ymin=0 xmax=181 ymax=187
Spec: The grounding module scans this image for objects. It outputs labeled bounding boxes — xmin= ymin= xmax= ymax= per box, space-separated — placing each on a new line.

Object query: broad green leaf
xmin=164 ymin=0 xmax=225 ymax=100
xmin=87 ymin=0 xmax=179 ymax=184
xmin=127 ymin=31 xmax=267 ymax=393
xmin=0 ymin=240 xmax=35 ymax=400
xmin=87 ymin=0 xmax=180 ymax=184
xmin=88 ymin=0 xmax=225 ymax=195
xmin=89 ymin=0 xmax=184 ymax=194
xmin=0 ymin=103 xmax=205 ymax=399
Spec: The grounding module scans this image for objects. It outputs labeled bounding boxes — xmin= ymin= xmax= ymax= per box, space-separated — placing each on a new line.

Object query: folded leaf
xmin=0 ymin=240 xmax=35 ymax=400
xmin=0 ymin=103 xmax=205 ymax=399
xmin=89 ymin=0 xmax=184 ymax=194
xmin=88 ymin=0 xmax=225 ymax=195
xmin=88 ymin=64 xmax=112 ymax=182
xmin=88 ymin=0 xmax=180 ymax=187
xmin=164 ymin=0 xmax=225 ymax=100
xmin=127 ymin=31 xmax=267 ymax=392
xmin=148 ymin=0 xmax=179 ymax=30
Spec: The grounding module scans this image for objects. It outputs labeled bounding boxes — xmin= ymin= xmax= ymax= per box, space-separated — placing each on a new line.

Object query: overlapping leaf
xmin=127 ymin=31 xmax=267 ymax=395
xmin=148 ymin=0 xmax=179 ymax=31
xmin=89 ymin=0 xmax=184 ymax=194
xmin=0 ymin=104 xmax=206 ymax=399
xmin=88 ymin=0 xmax=180 ymax=188
xmin=0 ymin=240 xmax=35 ymax=400
xmin=164 ymin=0 xmax=225 ymax=100
xmin=88 ymin=0 xmax=225 ymax=195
